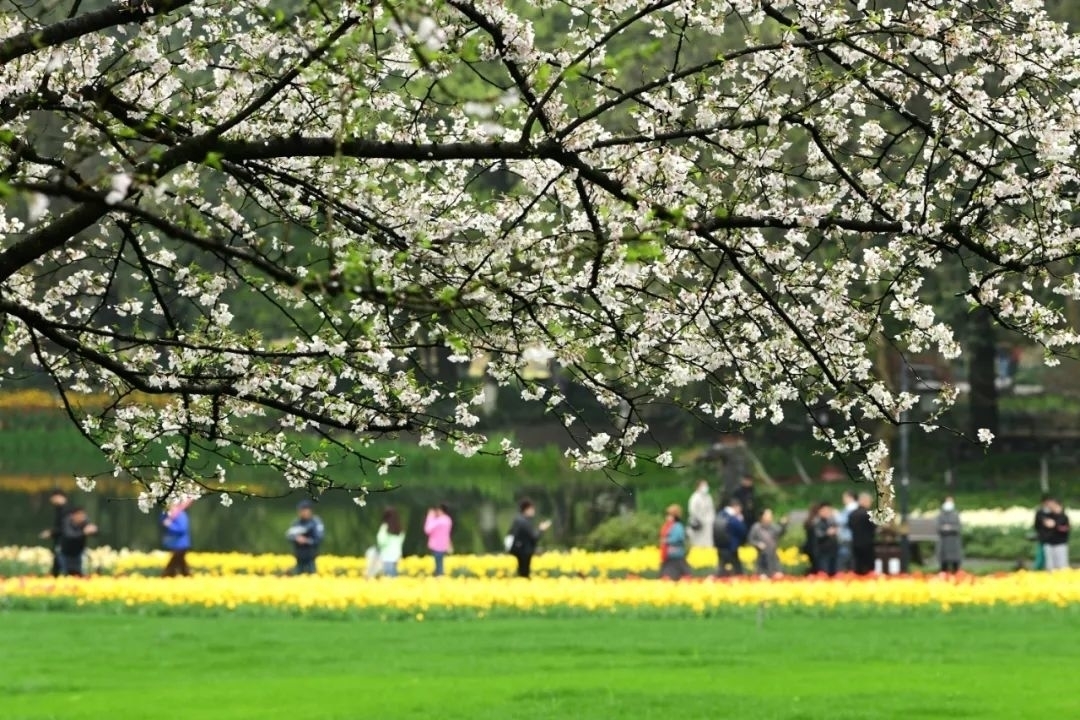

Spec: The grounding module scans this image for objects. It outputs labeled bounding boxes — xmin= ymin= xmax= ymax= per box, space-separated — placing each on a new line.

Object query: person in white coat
xmin=687 ymin=480 xmax=715 ymax=549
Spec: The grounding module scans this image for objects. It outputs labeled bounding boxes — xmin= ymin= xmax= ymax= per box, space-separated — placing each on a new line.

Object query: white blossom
xmin=103 ymin=173 xmax=132 ymax=205
xmin=0 ymin=0 xmax=1076 ymax=522
xmin=26 ymin=193 xmax=48 ymax=223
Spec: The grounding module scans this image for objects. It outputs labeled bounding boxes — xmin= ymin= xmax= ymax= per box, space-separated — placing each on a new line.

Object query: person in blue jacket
xmin=659 ymin=505 xmax=691 ymax=580
xmin=715 ymin=498 xmax=748 ymax=576
xmin=287 ymin=500 xmax=325 ymax=575
xmin=161 ymin=499 xmax=193 ymax=577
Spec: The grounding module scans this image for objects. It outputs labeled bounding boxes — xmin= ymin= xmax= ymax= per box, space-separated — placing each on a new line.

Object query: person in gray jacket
xmin=937 ymin=496 xmax=963 ymax=574
xmin=748 ymin=509 xmax=787 ymax=577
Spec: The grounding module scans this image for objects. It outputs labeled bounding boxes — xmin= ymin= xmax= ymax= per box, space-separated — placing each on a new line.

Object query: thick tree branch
xmin=0 ymin=0 xmax=193 ymax=65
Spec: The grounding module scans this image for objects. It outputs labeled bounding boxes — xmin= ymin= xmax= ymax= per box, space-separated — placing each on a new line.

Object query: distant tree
xmin=2 ymin=0 xmax=1080 ymax=519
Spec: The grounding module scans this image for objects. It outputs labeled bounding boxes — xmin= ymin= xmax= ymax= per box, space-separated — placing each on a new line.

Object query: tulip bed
xmin=2 ymin=569 xmax=1078 ymax=620
xmin=0 ymin=544 xmax=805 ymax=578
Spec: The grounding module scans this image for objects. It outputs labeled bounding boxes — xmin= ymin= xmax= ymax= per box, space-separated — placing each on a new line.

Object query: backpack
xmin=713 ymin=511 xmax=730 ymax=548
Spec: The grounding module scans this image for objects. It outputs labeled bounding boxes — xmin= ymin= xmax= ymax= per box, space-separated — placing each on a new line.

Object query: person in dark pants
xmin=38 ymin=489 xmax=71 ymax=577
xmin=161 ymin=499 xmax=193 ymax=577
xmin=936 ymin=496 xmax=963 ymax=574
xmin=59 ymin=507 xmax=98 ymax=576
xmin=812 ymin=503 xmax=840 ymax=576
xmin=732 ymin=477 xmax=757 ymax=525
xmin=659 ymin=505 xmax=692 ymax=580
xmin=848 ymin=492 xmax=877 ymax=575
xmin=286 ymin=500 xmax=325 ymax=575
xmin=715 ymin=499 xmax=748 ymax=577
xmin=801 ymin=502 xmax=823 ymax=574
xmin=508 ymin=498 xmax=551 ymax=579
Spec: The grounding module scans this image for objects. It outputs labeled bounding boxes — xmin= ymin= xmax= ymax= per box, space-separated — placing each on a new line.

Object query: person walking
xmin=508 ymin=499 xmax=551 ymax=579
xmin=161 ymin=499 xmax=193 ymax=577
xmin=812 ymin=503 xmax=840 ymax=576
xmin=686 ymin=480 xmax=715 ymax=550
xmin=424 ymin=503 xmax=453 ymax=577
xmin=936 ymin=496 xmax=963 ymax=574
xmin=848 ymin=493 xmax=876 ymax=575
xmin=659 ymin=505 xmax=691 ymax=580
xmin=58 ymin=507 xmax=98 ymax=577
xmin=38 ymin=488 xmax=71 ymax=577
xmin=715 ymin=499 xmax=748 ymax=577
xmin=376 ymin=507 xmax=406 ymax=577
xmin=286 ymin=500 xmax=325 ymax=575
xmin=1042 ymin=499 xmax=1071 ymax=571
xmin=748 ymin=508 xmax=788 ymax=576
xmin=836 ymin=491 xmax=857 ymax=572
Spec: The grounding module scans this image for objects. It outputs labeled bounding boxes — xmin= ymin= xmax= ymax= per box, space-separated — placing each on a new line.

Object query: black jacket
xmin=59 ymin=515 xmax=90 ymax=556
xmin=1035 ymin=508 xmax=1055 ymax=544
xmin=508 ymin=514 xmax=541 ymax=557
xmin=50 ymin=503 xmax=71 ymax=542
xmin=848 ymin=507 xmax=875 ymax=548
xmin=1046 ymin=512 xmax=1070 ymax=545
xmin=733 ymin=486 xmax=756 ymax=523
xmin=813 ymin=518 xmax=839 ymax=557
xmin=287 ymin=516 xmax=325 ymax=561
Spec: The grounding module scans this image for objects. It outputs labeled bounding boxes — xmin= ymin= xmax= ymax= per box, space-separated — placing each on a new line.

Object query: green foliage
xmin=580 ymin=512 xmax=662 ymax=551
xmin=0 ymin=412 xmax=685 ymax=499
xmin=961 ymin=526 xmax=1080 ymax=561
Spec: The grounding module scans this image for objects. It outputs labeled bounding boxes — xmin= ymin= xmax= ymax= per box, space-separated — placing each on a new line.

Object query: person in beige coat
xmin=687 ymin=480 xmax=716 ymax=549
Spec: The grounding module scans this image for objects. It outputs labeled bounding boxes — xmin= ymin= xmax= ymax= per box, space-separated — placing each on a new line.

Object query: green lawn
xmin=0 ymin=610 xmax=1077 ymax=719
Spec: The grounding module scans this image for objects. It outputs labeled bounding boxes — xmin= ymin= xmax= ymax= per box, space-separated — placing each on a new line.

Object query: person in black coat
xmin=848 ymin=492 xmax=877 ymax=575
xmin=812 ymin=503 xmax=840 ymax=576
xmin=732 ymin=477 xmax=757 ymax=525
xmin=507 ymin=498 xmax=551 ymax=579
xmin=58 ymin=507 xmax=98 ymax=576
xmin=38 ymin=489 xmax=71 ymax=577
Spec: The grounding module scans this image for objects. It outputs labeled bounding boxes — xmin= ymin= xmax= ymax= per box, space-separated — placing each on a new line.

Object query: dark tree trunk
xmin=968 ymin=307 xmax=999 ymax=438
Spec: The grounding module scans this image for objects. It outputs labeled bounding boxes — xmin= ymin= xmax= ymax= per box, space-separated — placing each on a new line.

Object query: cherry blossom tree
xmin=3 ymin=0 xmax=1080 ymax=518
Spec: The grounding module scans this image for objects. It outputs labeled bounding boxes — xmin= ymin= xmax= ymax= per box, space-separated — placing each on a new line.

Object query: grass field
xmin=1 ymin=610 xmax=1077 ymax=719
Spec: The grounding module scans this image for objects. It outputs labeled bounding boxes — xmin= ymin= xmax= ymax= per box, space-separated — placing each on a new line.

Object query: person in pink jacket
xmin=424 ymin=503 xmax=453 ymax=577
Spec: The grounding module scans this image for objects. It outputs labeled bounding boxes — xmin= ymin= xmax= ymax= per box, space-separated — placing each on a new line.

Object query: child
xmin=161 ymin=499 xmax=194 ymax=577
xmin=59 ymin=507 xmax=98 ymax=576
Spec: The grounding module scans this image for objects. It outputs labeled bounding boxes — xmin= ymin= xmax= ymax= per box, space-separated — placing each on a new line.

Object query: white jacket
xmin=687 ymin=490 xmax=716 ymax=548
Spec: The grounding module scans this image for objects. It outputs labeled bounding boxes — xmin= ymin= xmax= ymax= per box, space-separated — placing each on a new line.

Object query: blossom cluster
xmin=2 ymin=1 xmax=1080 ymax=518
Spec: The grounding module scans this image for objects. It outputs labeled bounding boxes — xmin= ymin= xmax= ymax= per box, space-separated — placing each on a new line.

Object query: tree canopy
xmin=3 ymin=0 xmax=1080 ymax=518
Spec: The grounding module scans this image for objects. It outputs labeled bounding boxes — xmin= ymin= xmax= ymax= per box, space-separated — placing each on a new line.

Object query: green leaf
xmin=203 ymin=152 xmax=224 ymax=170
